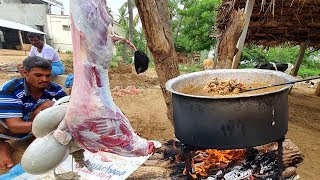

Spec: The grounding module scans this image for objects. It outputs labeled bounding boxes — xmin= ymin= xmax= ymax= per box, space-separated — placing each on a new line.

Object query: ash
xmin=204 ymin=149 xmax=281 ymax=180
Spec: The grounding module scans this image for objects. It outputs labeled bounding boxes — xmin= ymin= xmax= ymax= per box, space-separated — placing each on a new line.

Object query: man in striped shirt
xmin=0 ymin=56 xmax=67 ymax=170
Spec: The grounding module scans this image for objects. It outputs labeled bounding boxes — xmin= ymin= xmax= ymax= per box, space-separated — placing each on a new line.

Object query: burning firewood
xmin=187 ymin=149 xmax=246 ymax=178
xmin=128 ymin=139 xmax=304 ymax=179
xmin=204 ymin=77 xmax=247 ymax=95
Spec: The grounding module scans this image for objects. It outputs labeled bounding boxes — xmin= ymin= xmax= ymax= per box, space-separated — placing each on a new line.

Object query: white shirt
xmin=29 ymin=44 xmax=61 ymax=62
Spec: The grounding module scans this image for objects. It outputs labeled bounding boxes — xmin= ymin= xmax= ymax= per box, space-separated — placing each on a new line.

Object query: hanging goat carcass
xmin=21 ymin=0 xmax=155 ymax=174
xmin=64 ymin=0 xmax=155 ymax=156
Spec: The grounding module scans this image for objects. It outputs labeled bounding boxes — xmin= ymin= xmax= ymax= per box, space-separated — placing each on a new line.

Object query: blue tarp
xmin=64 ymin=74 xmax=74 ymax=88
xmin=0 ymin=164 xmax=25 ymax=180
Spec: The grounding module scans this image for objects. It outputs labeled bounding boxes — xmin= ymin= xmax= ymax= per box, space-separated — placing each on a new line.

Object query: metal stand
xmin=277 ymin=137 xmax=285 ymax=180
xmin=183 ymin=145 xmax=193 ymax=180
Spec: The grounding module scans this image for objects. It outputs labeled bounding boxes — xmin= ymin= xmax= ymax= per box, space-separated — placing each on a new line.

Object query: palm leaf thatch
xmin=215 ymin=0 xmax=320 ymax=48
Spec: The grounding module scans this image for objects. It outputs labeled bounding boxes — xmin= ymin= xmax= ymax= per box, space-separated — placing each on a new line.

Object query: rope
xmin=53 ymin=149 xmax=86 ymax=179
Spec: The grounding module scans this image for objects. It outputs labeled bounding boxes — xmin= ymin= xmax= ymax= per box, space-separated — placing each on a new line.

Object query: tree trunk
xmin=135 ymin=0 xmax=180 ymax=125
xmin=128 ymin=0 xmax=134 ymax=46
xmin=216 ymin=10 xmax=245 ymax=69
xmin=174 ymin=4 xmax=185 ymax=41
xmin=122 ymin=44 xmax=127 ymax=63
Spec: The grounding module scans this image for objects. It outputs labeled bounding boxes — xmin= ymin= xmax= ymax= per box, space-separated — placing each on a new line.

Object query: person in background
xmin=17 ymin=32 xmax=65 ymax=77
xmin=0 ymin=56 xmax=67 ymax=170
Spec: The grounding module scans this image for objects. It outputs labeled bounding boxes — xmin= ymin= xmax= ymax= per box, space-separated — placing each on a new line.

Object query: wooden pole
xmin=18 ymin=30 xmax=24 ymax=50
xmin=292 ymin=43 xmax=307 ymax=76
xmin=43 ymin=34 xmax=47 ymax=44
xmin=315 ymin=82 xmax=320 ymax=96
xmin=231 ymin=0 xmax=255 ymax=69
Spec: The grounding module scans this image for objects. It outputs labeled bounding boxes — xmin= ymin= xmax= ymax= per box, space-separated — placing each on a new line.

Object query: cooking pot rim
xmin=165 ymin=69 xmax=296 ymax=99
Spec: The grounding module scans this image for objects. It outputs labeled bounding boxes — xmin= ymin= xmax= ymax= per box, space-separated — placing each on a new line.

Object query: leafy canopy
xmin=173 ymin=0 xmax=219 ymax=52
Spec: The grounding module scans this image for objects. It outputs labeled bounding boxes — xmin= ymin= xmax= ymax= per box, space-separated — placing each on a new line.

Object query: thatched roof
xmin=216 ymin=0 xmax=320 ymax=48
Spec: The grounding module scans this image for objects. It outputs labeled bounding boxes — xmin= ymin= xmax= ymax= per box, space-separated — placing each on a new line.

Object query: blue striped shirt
xmin=0 ymin=78 xmax=67 ymax=121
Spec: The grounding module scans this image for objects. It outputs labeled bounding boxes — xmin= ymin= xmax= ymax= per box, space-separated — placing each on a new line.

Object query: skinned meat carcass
xmin=65 ymin=0 xmax=154 ymax=156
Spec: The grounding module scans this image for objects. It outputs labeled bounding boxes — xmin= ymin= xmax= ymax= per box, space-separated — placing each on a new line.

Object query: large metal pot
xmin=166 ymin=69 xmax=296 ymax=149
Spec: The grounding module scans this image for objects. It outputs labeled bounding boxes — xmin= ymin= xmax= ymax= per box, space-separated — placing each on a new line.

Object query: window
xmin=36 ymin=25 xmax=44 ymax=32
xmin=62 ymin=25 xmax=70 ymax=31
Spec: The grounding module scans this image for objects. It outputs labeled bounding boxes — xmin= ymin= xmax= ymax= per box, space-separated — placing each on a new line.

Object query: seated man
xmin=0 ymin=56 xmax=67 ymax=170
xmin=17 ymin=32 xmax=65 ymax=77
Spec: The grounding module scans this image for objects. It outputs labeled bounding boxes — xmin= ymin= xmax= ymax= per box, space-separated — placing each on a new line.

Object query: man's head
xmin=27 ymin=33 xmax=44 ymax=48
xmin=23 ymin=56 xmax=52 ymax=89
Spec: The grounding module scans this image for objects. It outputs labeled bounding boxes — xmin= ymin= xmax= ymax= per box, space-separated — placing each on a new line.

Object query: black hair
xmin=23 ymin=56 xmax=52 ymax=71
xmin=27 ymin=32 xmax=43 ymax=41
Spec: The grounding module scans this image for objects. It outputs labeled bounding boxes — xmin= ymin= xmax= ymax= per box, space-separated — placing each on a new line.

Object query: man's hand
xmin=30 ymin=100 xmax=55 ymax=121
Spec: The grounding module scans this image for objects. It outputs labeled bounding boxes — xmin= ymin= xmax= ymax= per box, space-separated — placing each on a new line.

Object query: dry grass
xmin=215 ymin=0 xmax=320 ymax=48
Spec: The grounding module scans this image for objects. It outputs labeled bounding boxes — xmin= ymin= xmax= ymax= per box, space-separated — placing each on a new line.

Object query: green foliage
xmin=179 ymin=63 xmax=201 ymax=73
xmin=200 ymin=50 xmax=209 ymax=63
xmin=240 ymin=46 xmax=320 ymax=77
xmin=148 ymin=58 xmax=155 ymax=68
xmin=266 ymin=47 xmax=300 ymax=64
xmin=112 ymin=1 xmax=149 ymax=64
xmin=168 ymin=0 xmax=180 ymax=20
xmin=238 ymin=62 xmax=255 ymax=69
xmin=241 ymin=46 xmax=268 ymax=64
xmin=62 ymin=57 xmax=73 ymax=67
xmin=110 ymin=56 xmax=119 ymax=68
xmin=65 ymin=50 xmax=73 ymax=54
xmin=114 ymin=43 xmax=132 ymax=64
xmin=174 ymin=0 xmax=219 ymax=52
xmin=298 ymin=67 xmax=320 ymax=78
xmin=132 ymin=29 xmax=147 ymax=53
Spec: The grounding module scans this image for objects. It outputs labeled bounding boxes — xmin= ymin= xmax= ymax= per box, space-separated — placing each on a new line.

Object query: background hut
xmin=214 ymin=0 xmax=320 ymax=95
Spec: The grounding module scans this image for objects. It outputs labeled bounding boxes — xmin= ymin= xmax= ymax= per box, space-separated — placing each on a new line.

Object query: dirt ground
xmin=0 ymin=49 xmax=319 ymax=179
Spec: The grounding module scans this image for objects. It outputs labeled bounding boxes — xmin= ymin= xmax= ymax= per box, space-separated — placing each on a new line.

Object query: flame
xmin=186 ymin=149 xmax=246 ymax=178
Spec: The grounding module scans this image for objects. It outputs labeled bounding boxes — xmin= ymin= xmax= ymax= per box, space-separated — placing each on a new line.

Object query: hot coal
xmin=165 ymin=141 xmax=299 ymax=180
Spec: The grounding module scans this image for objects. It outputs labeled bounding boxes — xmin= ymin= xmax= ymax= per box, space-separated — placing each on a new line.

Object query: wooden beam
xmin=232 ymin=0 xmax=255 ymax=69
xmin=18 ymin=30 xmax=24 ymax=50
xmin=292 ymin=43 xmax=307 ymax=76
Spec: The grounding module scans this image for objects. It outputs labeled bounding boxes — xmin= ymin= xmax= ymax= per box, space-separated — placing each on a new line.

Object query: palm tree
xmin=128 ymin=0 xmax=134 ymax=44
xmin=116 ymin=1 xmax=141 ymax=63
xmin=117 ymin=2 xmax=129 ymax=63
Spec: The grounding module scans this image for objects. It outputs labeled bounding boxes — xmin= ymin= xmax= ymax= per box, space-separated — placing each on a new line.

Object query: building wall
xmin=46 ymin=15 xmax=126 ymax=53
xmin=0 ymin=4 xmax=49 ymax=39
xmin=0 ymin=0 xmax=22 ymax=3
xmin=113 ymin=22 xmax=126 ymax=37
xmin=46 ymin=14 xmax=72 ymax=52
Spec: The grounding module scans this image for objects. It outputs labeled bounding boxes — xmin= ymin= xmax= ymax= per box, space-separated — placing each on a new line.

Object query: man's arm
xmin=0 ymin=80 xmax=29 ymax=134
xmin=5 ymin=117 xmax=32 ymax=134
xmin=4 ymin=100 xmax=55 ymax=134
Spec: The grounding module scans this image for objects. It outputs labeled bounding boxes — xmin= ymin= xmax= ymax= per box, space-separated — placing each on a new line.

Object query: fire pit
xmin=165 ymin=69 xmax=296 ymax=179
xmin=128 ymin=139 xmax=303 ymax=180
